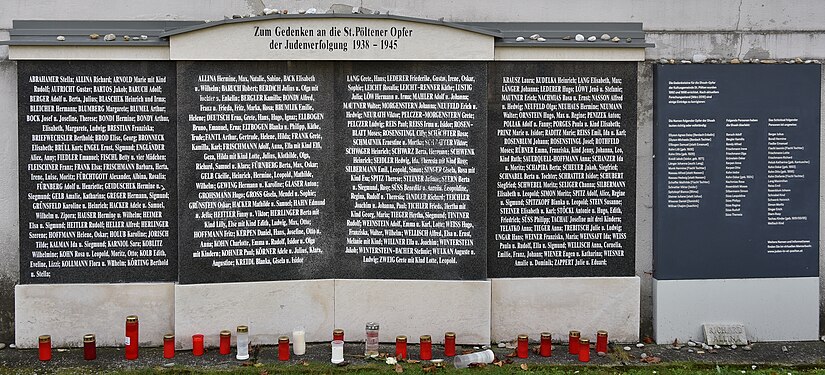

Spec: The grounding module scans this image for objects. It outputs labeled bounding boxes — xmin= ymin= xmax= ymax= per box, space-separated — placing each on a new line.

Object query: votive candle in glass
xmin=568 ymin=330 xmax=580 ymax=355
xmin=163 ymin=334 xmax=175 ymax=359
xmin=419 ymin=335 xmax=432 ymax=360
xmin=395 ymin=335 xmax=407 ymax=359
xmin=219 ymin=330 xmax=231 ymax=355
xmin=596 ymin=330 xmax=608 ymax=354
xmin=539 ymin=332 xmax=552 ymax=357
xmin=236 ymin=326 xmax=249 ymax=361
xmin=83 ymin=334 xmax=96 ymax=361
xmin=331 ymin=340 xmax=344 ymax=364
xmin=125 ymin=315 xmax=139 ymax=360
xmin=38 ymin=335 xmax=51 ymax=361
xmin=517 ymin=334 xmax=528 ymax=358
xmin=278 ymin=336 xmax=290 ymax=361
xmin=578 ymin=339 xmax=590 ymax=362
xmin=333 ymin=328 xmax=344 ymax=342
xmin=293 ymin=328 xmax=306 ymax=355
xmin=192 ymin=334 xmax=204 ymax=356
xmin=444 ymin=332 xmax=456 ymax=357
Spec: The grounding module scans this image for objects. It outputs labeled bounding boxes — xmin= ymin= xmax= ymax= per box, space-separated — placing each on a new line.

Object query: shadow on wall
xmin=0 ymin=275 xmax=15 ymax=343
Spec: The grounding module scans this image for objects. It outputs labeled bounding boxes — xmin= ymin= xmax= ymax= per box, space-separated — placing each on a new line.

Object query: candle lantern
xmin=236 ymin=325 xmax=249 ymax=361
xmin=596 ymin=330 xmax=608 ymax=354
xmin=333 ymin=328 xmax=344 ymax=342
xmin=163 ymin=334 xmax=175 ymax=359
xmin=444 ymin=332 xmax=456 ymax=357
xmin=331 ymin=340 xmax=344 ymax=364
xmin=568 ymin=330 xmax=580 ymax=355
xmin=578 ymin=338 xmax=590 ymax=362
xmin=539 ymin=332 xmax=552 ymax=357
xmin=278 ymin=336 xmax=290 ymax=361
xmin=293 ymin=328 xmax=306 ymax=355
xmin=38 ymin=335 xmax=51 ymax=361
xmin=395 ymin=335 xmax=408 ymax=359
xmin=419 ymin=335 xmax=432 ymax=360
xmin=364 ymin=322 xmax=379 ymax=357
xmin=219 ymin=330 xmax=231 ymax=355
xmin=192 ymin=334 xmax=204 ymax=356
xmin=517 ymin=334 xmax=529 ymax=358
xmin=125 ymin=315 xmax=139 ymax=360
xmin=83 ymin=334 xmax=96 ymax=360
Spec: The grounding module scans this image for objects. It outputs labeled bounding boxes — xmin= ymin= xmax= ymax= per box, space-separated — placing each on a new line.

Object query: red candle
xmin=517 ymin=334 xmax=528 ymax=358
xmin=395 ymin=335 xmax=407 ymax=359
xmin=333 ymin=328 xmax=344 ymax=342
xmin=219 ymin=330 xmax=231 ymax=355
xmin=568 ymin=330 xmax=580 ymax=355
xmin=38 ymin=335 xmax=51 ymax=361
xmin=578 ymin=339 xmax=590 ymax=362
xmin=444 ymin=332 xmax=456 ymax=357
xmin=419 ymin=335 xmax=432 ymax=360
xmin=192 ymin=334 xmax=204 ymax=356
xmin=278 ymin=336 xmax=290 ymax=361
xmin=596 ymin=330 xmax=608 ymax=354
xmin=83 ymin=334 xmax=96 ymax=360
xmin=539 ymin=332 xmax=552 ymax=357
xmin=125 ymin=315 xmax=139 ymax=360
xmin=163 ymin=334 xmax=175 ymax=359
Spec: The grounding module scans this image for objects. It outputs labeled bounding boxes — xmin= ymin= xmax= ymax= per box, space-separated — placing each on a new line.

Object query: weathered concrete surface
xmin=174 ymin=280 xmax=334 ymax=349
xmin=334 ymin=280 xmax=491 ymax=345
xmin=636 ymin=62 xmax=654 ymax=339
xmin=653 ymin=277 xmax=820 ymax=343
xmin=491 ymin=277 xmax=641 ymax=343
xmin=15 ymin=283 xmax=174 ymax=348
xmin=0 ymin=60 xmax=17 ymax=344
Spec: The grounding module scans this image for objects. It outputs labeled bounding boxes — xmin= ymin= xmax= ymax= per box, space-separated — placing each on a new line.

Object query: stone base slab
xmin=653 ymin=277 xmax=819 ymax=343
xmin=174 ymin=280 xmax=334 ymax=349
xmin=334 ymin=279 xmax=491 ymax=345
xmin=491 ymin=277 xmax=640 ymax=343
xmin=15 ymin=283 xmax=174 ymax=348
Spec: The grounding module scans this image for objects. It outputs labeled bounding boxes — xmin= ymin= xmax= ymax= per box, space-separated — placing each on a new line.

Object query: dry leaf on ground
xmin=641 ymin=356 xmax=661 ymax=363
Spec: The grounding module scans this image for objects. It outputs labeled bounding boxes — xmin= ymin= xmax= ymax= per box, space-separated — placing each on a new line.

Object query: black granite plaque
xmin=18 ymin=61 xmax=177 ymax=284
xmin=177 ymin=61 xmax=336 ymax=284
xmin=487 ymin=62 xmax=637 ymax=278
xmin=334 ymin=62 xmax=488 ymax=280
xmin=653 ymin=64 xmax=820 ymax=280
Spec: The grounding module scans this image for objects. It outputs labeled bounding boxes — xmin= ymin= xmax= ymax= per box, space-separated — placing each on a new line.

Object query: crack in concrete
xmin=736 ymin=0 xmax=744 ymax=58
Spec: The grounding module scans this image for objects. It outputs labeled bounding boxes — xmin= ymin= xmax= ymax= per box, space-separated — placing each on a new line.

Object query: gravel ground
xmin=0 ymin=340 xmax=823 ymax=370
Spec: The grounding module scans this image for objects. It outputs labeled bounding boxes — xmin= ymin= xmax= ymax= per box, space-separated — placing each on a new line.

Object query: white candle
xmin=331 ymin=340 xmax=344 ymax=363
xmin=292 ymin=329 xmax=306 ymax=355
xmin=236 ymin=325 xmax=249 ymax=360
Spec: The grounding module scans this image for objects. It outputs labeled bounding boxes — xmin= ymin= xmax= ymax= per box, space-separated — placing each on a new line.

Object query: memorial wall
xmin=18 ymin=61 xmax=178 ymax=284
xmin=488 ymin=61 xmax=636 ymax=278
xmin=18 ymin=59 xmax=638 ymax=283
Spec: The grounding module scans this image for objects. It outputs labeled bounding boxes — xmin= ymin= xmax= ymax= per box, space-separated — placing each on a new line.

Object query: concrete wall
xmin=1 ymin=0 xmax=823 ymax=343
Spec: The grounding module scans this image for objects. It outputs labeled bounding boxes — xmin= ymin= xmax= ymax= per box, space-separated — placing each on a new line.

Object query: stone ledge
xmin=174 ymin=280 xmax=334 ymax=349
xmin=15 ymin=283 xmax=174 ymax=348
xmin=653 ymin=277 xmax=819 ymax=343
xmin=491 ymin=277 xmax=640 ymax=343
xmin=334 ymin=279 xmax=491 ymax=345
